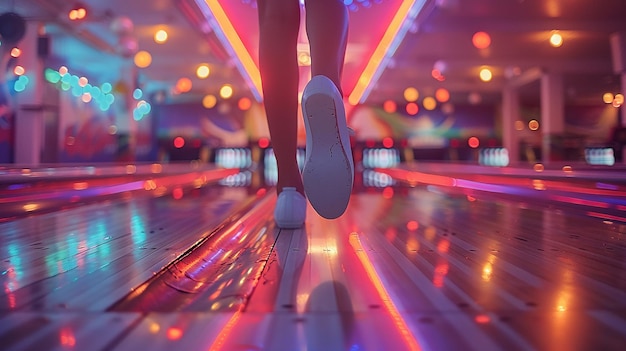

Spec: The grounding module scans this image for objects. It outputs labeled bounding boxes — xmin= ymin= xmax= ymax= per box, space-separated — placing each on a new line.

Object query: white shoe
xmin=274 ymin=187 xmax=306 ymax=228
xmin=301 ymin=75 xmax=354 ymax=219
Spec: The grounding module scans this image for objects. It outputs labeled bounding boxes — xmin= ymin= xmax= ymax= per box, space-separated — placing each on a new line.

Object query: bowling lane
xmin=2 ymin=164 xmax=626 ymax=350
xmin=0 ymin=181 xmax=255 ymax=312
xmin=0 ymin=164 xmax=238 ymax=222
xmin=118 ymin=177 xmax=625 ymax=350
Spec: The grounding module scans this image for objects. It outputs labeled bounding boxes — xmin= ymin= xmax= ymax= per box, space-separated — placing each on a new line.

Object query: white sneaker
xmin=274 ymin=187 xmax=306 ymax=228
xmin=301 ymin=75 xmax=354 ymax=219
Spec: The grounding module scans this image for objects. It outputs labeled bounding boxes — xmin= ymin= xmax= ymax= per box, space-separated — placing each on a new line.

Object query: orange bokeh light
xmin=238 ymin=97 xmax=252 ymax=110
xmin=176 ymin=78 xmax=192 ymax=93
xmin=472 ymin=31 xmax=491 ymax=49
xmin=167 ymin=327 xmax=183 ymax=340
xmin=435 ymin=88 xmax=450 ymax=103
xmin=383 ymin=100 xmax=397 ymax=113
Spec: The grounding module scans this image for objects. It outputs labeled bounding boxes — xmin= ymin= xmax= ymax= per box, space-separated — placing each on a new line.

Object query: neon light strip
xmin=348 ymin=0 xmax=426 ymax=105
xmin=207 ymin=310 xmax=243 ymax=351
xmin=198 ymin=0 xmax=263 ymax=101
xmin=349 ymin=232 xmax=422 ymax=351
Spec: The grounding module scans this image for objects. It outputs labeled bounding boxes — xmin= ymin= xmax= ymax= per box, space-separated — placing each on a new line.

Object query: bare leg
xmin=304 ymin=0 xmax=349 ymax=94
xmin=258 ymin=0 xmax=303 ymax=195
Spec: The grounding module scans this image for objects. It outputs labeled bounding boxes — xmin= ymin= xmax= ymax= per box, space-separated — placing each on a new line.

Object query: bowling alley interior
xmin=1 ymin=0 xmax=626 ymax=350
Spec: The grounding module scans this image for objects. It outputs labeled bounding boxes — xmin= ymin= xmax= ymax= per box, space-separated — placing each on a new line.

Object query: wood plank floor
xmin=1 ymin=163 xmax=625 ymax=350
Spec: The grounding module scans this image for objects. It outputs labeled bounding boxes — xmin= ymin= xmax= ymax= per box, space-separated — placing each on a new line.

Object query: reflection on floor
xmin=1 ymin=162 xmax=625 ymax=350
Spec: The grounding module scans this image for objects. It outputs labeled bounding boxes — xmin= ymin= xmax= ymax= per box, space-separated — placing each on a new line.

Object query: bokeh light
xmin=423 ymin=96 xmax=437 ymax=110
xmin=614 ymin=93 xmax=624 ymax=105
xmin=220 ymin=84 xmax=234 ymax=99
xmin=383 ymin=100 xmax=397 ymax=113
xmin=69 ymin=7 xmax=87 ymax=21
xmin=550 ymin=31 xmax=563 ymax=47
xmin=133 ymin=88 xmax=143 ymax=100
xmin=479 ymin=68 xmax=492 ymax=82
xmin=81 ymin=93 xmax=92 ymax=103
xmin=298 ymin=51 xmax=311 ymax=66
xmin=173 ymin=137 xmax=185 ymax=149
xmin=154 ymin=29 xmax=168 ymax=44
xmin=134 ymin=51 xmax=152 ymax=68
xmin=258 ymin=137 xmax=270 ymax=149
xmin=435 ymin=88 xmax=450 ymax=103
xmin=406 ymin=102 xmax=418 ymax=115
xmin=176 ymin=78 xmax=192 ymax=93
xmin=432 ymin=68 xmax=445 ymax=81
xmin=202 ymin=94 xmax=217 ymax=109
xmin=603 ymin=92 xmax=614 ymax=104
xmin=529 ymin=119 xmax=540 ymax=131
xmin=238 ymin=97 xmax=252 ymax=110
xmin=472 ymin=31 xmax=491 ymax=49
xmin=468 ymin=136 xmax=480 ymax=148
xmin=196 ymin=64 xmax=210 ymax=79
xmin=10 ymin=48 xmax=21 ymax=58
xmin=13 ymin=66 xmax=25 ymax=76
xmin=403 ymin=87 xmax=419 ymax=102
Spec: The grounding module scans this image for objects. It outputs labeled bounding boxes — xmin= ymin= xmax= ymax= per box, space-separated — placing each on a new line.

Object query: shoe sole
xmin=302 ymin=78 xmax=354 ymax=219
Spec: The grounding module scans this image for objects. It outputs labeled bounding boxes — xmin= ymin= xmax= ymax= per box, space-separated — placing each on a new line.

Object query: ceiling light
xmin=435 ymin=88 xmax=450 ymax=102
xmin=549 ymin=32 xmax=563 ymax=47
xmin=154 ymin=29 xmax=168 ymax=44
xmin=134 ymin=51 xmax=152 ymax=68
xmin=472 ymin=31 xmax=491 ymax=49
xmin=383 ymin=100 xmax=397 ymax=113
xmin=479 ymin=68 xmax=492 ymax=82
xmin=423 ymin=97 xmax=437 ymax=110
xmin=176 ymin=78 xmax=192 ymax=93
xmin=403 ymin=87 xmax=419 ymax=102
xmin=406 ymin=102 xmax=418 ymax=115
xmin=203 ymin=94 xmax=217 ymax=109
xmin=68 ymin=3 xmax=88 ymax=20
xmin=196 ymin=64 xmax=210 ymax=79
xmin=220 ymin=84 xmax=233 ymax=99
xmin=238 ymin=97 xmax=251 ymax=110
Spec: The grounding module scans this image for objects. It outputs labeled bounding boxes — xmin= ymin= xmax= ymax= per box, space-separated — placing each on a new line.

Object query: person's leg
xmin=304 ymin=0 xmax=349 ymax=93
xmin=301 ymin=0 xmax=353 ymax=219
xmin=257 ymin=0 xmax=303 ymax=195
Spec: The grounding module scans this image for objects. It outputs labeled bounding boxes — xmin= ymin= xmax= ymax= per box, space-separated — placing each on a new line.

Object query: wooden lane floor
xmin=2 ymin=167 xmax=626 ymax=350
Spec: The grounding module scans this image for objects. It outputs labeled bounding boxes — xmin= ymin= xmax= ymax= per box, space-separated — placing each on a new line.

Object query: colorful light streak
xmin=348 ymin=0 xmax=427 ymax=105
xmin=207 ymin=310 xmax=243 ymax=351
xmin=198 ymin=0 xmax=263 ymax=101
xmin=349 ymin=232 xmax=422 ymax=351
xmin=379 ymin=167 xmax=626 ymax=222
xmin=197 ymin=0 xmax=426 ymax=105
